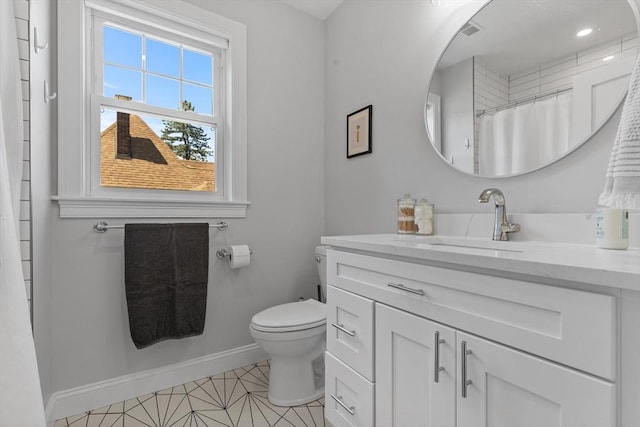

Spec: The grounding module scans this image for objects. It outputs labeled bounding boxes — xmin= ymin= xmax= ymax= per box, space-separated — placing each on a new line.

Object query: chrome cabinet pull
xmin=387 ymin=282 xmax=425 ymax=296
xmin=331 ymin=322 xmax=356 ymax=337
xmin=461 ymin=341 xmax=473 ymax=398
xmin=434 ymin=331 xmax=445 ymax=383
xmin=330 ymin=393 xmax=355 ymax=415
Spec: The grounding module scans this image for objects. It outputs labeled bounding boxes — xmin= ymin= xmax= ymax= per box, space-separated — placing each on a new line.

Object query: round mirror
xmin=426 ymin=0 xmax=638 ymax=177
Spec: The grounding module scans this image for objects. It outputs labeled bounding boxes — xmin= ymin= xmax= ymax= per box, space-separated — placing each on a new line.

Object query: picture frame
xmin=346 ymin=105 xmax=372 ymax=158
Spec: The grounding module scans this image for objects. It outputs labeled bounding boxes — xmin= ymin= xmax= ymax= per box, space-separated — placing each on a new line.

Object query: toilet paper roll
xmin=229 ymin=245 xmax=251 ymax=269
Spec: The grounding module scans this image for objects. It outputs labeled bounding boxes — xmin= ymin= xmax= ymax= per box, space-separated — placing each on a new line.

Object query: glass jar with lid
xmin=397 ymin=193 xmax=416 ymax=234
xmin=415 ymin=199 xmax=434 ymax=235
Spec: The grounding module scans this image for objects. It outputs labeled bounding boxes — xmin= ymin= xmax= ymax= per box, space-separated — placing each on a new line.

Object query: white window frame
xmin=55 ymin=0 xmax=248 ymax=218
xmin=91 ymin=14 xmax=223 ymax=198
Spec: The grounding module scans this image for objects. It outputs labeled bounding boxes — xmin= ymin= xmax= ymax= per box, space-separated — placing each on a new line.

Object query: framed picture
xmin=347 ymin=105 xmax=372 ymax=158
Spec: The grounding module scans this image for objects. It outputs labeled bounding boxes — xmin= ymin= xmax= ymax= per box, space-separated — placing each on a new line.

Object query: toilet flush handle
xmin=315 ymin=256 xmax=321 ymax=263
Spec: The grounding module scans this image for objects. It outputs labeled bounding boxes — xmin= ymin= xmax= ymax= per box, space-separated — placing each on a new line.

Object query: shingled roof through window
xmin=100 ymin=113 xmax=215 ymax=192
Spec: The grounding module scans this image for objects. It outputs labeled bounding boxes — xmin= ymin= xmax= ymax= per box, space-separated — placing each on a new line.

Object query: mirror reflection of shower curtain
xmin=478 ymin=93 xmax=572 ymax=176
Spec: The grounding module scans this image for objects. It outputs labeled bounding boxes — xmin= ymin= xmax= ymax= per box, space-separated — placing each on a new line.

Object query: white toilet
xmin=249 ymin=245 xmax=329 ymax=406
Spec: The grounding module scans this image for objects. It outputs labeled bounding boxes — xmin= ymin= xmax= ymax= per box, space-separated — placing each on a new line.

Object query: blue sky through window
xmin=104 ymin=65 xmax=142 ymax=100
xmin=146 ymin=38 xmax=180 ymax=77
xmin=184 ymin=50 xmax=213 ymax=85
xmin=103 ymin=26 xmax=141 ymax=68
xmin=101 ymin=24 xmax=216 ymax=161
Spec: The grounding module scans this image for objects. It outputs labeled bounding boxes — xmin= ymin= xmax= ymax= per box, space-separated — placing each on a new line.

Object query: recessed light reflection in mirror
xmin=577 ymin=28 xmax=593 ymax=37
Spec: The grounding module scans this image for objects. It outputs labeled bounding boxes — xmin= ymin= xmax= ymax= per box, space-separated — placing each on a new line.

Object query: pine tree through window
xmin=161 ymin=101 xmax=213 ymax=162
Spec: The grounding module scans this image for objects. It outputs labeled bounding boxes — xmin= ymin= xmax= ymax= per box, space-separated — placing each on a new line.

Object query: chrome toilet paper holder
xmin=216 ymin=247 xmax=253 ymax=259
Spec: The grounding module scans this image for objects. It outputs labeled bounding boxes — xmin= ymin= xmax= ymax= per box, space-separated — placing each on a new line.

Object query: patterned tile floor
xmin=54 ymin=361 xmax=327 ymax=427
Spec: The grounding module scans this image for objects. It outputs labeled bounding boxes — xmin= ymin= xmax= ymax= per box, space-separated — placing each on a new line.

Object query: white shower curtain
xmin=0 ymin=1 xmax=46 ymax=425
xmin=478 ymin=92 xmax=572 ymax=176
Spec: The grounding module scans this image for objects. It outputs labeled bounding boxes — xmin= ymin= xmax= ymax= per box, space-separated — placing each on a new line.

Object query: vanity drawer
xmin=325 ymin=352 xmax=374 ymax=427
xmin=327 ymin=250 xmax=616 ymax=380
xmin=326 ymin=285 xmax=375 ymax=381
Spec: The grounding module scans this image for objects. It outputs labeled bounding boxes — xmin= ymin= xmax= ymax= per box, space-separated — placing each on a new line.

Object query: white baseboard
xmin=45 ymin=343 xmax=267 ymax=425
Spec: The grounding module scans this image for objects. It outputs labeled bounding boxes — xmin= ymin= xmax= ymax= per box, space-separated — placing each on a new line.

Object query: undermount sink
xmin=428 ymin=238 xmax=523 ymax=253
xmin=393 ymin=235 xmax=525 ymax=253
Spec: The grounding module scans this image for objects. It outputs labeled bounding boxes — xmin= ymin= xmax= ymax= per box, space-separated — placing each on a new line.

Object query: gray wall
xmin=324 ymin=0 xmax=627 ymax=236
xmin=40 ymin=0 xmax=325 ymax=395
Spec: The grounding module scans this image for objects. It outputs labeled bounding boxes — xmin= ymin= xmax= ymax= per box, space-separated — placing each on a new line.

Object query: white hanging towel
xmin=599 ymin=54 xmax=640 ymax=210
xmin=0 ymin=0 xmax=46 ymax=425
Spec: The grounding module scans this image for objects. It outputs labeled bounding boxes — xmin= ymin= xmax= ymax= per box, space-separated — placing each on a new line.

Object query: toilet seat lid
xmin=251 ymin=299 xmax=325 ymax=331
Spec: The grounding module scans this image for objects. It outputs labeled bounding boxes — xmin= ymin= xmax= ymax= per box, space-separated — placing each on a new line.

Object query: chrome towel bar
xmin=93 ymin=221 xmax=229 ymax=233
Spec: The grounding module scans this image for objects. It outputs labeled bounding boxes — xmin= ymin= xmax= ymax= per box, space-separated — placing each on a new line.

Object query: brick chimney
xmin=115 ymin=94 xmax=132 ymax=158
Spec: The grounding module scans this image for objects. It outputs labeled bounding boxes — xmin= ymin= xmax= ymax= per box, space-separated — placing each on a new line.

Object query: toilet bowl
xmin=249 ymin=245 xmax=329 ymax=406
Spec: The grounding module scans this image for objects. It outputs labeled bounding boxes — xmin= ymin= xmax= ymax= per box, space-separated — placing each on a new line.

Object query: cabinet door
xmin=457 ymin=333 xmax=615 ymax=427
xmin=375 ymin=304 xmax=456 ymax=427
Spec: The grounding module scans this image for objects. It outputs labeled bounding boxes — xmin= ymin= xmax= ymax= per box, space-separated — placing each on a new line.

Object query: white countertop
xmin=321 ymin=234 xmax=640 ymax=291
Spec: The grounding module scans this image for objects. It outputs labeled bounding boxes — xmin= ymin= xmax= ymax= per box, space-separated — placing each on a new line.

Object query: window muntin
xmin=101 ymin=23 xmax=216 ymax=115
xmin=93 ymin=17 xmax=221 ymax=194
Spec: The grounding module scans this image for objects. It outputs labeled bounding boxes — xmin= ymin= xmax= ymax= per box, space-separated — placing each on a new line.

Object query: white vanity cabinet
xmin=376 ymin=303 xmax=614 ymax=427
xmin=324 ymin=248 xmax=618 ymax=427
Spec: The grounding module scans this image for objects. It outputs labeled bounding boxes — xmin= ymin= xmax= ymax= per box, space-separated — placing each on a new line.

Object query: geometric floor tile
xmin=54 ymin=361 xmax=327 ymax=427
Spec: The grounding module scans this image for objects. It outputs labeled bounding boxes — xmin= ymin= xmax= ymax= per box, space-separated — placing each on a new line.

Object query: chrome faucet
xmin=478 ymin=188 xmax=520 ymax=241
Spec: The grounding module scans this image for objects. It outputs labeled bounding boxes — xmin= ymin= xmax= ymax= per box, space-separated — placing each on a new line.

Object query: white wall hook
xmin=34 ymin=27 xmax=49 ymax=53
xmin=44 ymin=80 xmax=57 ymax=103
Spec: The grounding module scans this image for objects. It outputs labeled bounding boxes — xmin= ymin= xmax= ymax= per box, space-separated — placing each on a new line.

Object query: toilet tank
xmin=315 ymin=245 xmax=330 ymax=302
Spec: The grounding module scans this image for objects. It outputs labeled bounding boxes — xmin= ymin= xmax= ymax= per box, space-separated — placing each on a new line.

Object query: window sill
xmin=52 ymin=197 xmax=249 ymax=219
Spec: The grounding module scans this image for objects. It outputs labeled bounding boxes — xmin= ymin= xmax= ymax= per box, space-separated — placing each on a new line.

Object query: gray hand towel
xmin=124 ymin=223 xmax=209 ymax=349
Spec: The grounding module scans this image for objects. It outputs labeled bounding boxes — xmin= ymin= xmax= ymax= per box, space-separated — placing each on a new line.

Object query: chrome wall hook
xmin=44 ymin=80 xmax=57 ymax=103
xmin=34 ymin=27 xmax=49 ymax=53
